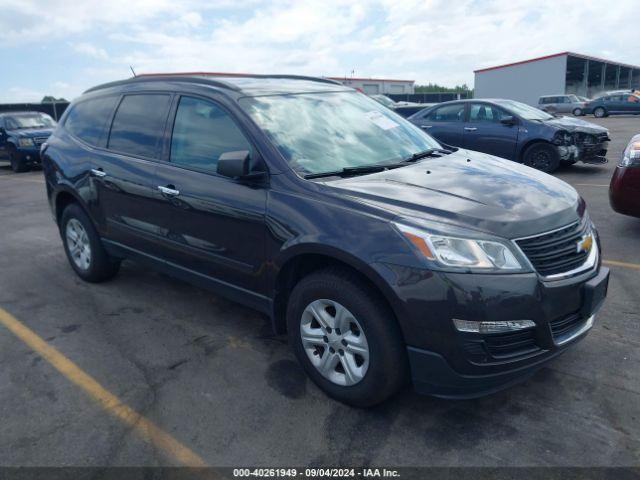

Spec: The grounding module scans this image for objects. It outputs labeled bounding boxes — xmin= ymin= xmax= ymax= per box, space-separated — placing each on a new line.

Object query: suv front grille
xmin=515 ymin=220 xmax=591 ymax=277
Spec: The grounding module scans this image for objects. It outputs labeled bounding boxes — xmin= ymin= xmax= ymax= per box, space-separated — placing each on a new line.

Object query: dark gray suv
xmin=41 ymin=74 xmax=609 ymax=406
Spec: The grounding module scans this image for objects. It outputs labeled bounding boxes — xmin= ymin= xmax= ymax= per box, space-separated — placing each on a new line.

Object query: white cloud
xmin=1 ymin=0 xmax=639 ymax=101
xmin=74 ymin=42 xmax=109 ymax=60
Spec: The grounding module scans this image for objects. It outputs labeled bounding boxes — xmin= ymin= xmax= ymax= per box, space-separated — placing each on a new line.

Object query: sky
xmin=1 ymin=0 xmax=639 ymax=103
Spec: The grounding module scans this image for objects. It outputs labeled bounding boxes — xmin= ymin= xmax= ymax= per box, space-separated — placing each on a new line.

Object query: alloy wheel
xmin=300 ymin=299 xmax=370 ymax=386
xmin=65 ymin=218 xmax=92 ymax=270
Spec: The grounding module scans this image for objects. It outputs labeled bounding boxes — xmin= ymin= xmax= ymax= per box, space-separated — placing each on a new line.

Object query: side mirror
xmin=500 ymin=115 xmax=516 ymax=126
xmin=217 ymin=150 xmax=266 ymax=182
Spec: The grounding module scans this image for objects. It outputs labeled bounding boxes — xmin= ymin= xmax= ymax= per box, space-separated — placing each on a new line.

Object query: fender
xmin=272 ymin=239 xmax=409 ymax=329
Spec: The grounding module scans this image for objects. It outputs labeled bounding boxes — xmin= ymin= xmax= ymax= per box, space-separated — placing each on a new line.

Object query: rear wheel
xmin=60 ymin=203 xmax=120 ymax=282
xmin=572 ymin=108 xmax=583 ymax=116
xmin=522 ymin=143 xmax=560 ymax=173
xmin=287 ymin=267 xmax=408 ymax=407
xmin=8 ymin=146 xmax=29 ymax=173
xmin=594 ymin=107 xmax=607 ymax=118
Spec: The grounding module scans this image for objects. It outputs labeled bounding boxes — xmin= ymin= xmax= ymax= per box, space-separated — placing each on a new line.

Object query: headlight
xmin=552 ymin=131 xmax=572 ymax=145
xmin=394 ymin=223 xmax=525 ymax=272
xmin=18 ymin=138 xmax=34 ymax=147
xmin=621 ymin=141 xmax=640 ymax=167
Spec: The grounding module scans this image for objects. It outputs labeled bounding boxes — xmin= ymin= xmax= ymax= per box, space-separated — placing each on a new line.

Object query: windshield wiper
xmin=304 ymin=163 xmax=406 ymax=179
xmin=402 ymin=148 xmax=453 ymax=163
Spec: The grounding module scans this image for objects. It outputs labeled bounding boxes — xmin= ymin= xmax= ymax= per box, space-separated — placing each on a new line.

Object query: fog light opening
xmin=453 ymin=319 xmax=536 ymax=334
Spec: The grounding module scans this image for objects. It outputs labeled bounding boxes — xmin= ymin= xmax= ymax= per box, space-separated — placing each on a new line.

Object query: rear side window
xmin=108 ymin=94 xmax=171 ymax=158
xmin=169 ymin=96 xmax=251 ymax=174
xmin=65 ymin=96 xmax=118 ymax=146
xmin=426 ymin=104 xmax=465 ymax=122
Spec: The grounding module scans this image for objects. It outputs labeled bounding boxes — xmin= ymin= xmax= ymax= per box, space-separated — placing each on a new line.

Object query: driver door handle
xmin=420 ymin=125 xmax=433 ymax=129
xmin=464 ymin=127 xmax=478 ymax=132
xmin=158 ymin=185 xmax=180 ymax=197
xmin=90 ymin=168 xmax=106 ymax=177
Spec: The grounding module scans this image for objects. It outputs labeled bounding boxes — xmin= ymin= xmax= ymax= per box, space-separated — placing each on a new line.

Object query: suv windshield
xmin=6 ymin=113 xmax=56 ymax=129
xmin=240 ymin=91 xmax=441 ymax=176
xmin=494 ymin=100 xmax=553 ymax=121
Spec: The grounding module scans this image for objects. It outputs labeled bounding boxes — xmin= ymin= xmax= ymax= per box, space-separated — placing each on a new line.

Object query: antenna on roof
xmin=129 ymin=65 xmax=137 ymax=77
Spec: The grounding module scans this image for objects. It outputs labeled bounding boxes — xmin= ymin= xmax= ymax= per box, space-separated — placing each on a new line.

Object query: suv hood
xmin=8 ymin=127 xmax=54 ymax=138
xmin=327 ymin=150 xmax=582 ymax=239
xmin=543 ymin=116 xmax=608 ymax=134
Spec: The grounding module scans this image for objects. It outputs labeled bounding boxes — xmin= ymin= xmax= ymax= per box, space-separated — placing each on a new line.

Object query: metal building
xmin=328 ymin=77 xmax=415 ymax=95
xmin=474 ymin=52 xmax=640 ymax=105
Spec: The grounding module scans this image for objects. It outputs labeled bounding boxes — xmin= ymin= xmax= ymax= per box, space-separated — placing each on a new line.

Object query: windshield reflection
xmin=240 ymin=92 xmax=441 ymax=175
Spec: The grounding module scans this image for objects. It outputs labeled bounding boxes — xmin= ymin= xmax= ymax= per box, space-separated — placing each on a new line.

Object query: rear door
xmin=92 ymin=93 xmax=172 ymax=254
xmin=461 ymin=102 xmax=519 ymax=159
xmin=412 ymin=103 xmax=465 ymax=146
xmin=150 ymin=94 xmax=268 ymax=296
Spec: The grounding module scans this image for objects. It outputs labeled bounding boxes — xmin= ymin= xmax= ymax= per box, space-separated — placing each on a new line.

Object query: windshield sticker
xmin=365 ymin=111 xmax=399 ymax=130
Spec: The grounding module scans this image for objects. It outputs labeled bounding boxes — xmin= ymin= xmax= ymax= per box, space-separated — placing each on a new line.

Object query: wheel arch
xmin=517 ymin=138 xmax=556 ymax=163
xmin=52 ymin=186 xmax=92 ymax=226
xmin=271 ymin=245 xmax=405 ymax=338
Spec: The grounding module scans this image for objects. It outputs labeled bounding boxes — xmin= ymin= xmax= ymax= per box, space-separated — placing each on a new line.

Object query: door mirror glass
xmin=500 ymin=115 xmax=516 ymax=125
xmin=217 ymin=150 xmax=251 ymax=178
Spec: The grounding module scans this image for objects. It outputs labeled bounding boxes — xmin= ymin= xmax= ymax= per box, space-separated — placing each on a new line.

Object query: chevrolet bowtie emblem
xmin=577 ymin=234 xmax=593 ymax=254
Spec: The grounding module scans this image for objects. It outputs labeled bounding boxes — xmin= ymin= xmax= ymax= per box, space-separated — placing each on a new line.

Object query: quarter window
xmin=169 ymin=96 xmax=251 ymax=174
xmin=65 ymin=96 xmax=118 ymax=146
xmin=108 ymin=94 xmax=171 ymax=158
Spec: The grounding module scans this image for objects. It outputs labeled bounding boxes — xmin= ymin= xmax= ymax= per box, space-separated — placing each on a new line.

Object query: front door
xmin=150 ymin=95 xmax=268 ymax=296
xmin=461 ymin=103 xmax=519 ymax=160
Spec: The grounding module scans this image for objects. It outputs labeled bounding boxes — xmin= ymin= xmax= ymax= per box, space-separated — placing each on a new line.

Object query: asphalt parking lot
xmin=0 ymin=116 xmax=638 ymax=469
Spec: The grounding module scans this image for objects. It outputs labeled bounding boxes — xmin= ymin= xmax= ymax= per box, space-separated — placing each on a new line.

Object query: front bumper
xmin=557 ymin=141 xmax=608 ymax=164
xmin=14 ymin=147 xmax=42 ymax=164
xmin=375 ymin=260 xmax=610 ymax=398
xmin=610 ymin=166 xmax=640 ymax=218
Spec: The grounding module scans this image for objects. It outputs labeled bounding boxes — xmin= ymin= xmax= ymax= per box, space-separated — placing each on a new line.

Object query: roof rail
xmin=83 ymin=75 xmax=241 ymax=94
xmin=240 ymin=74 xmax=344 ymax=86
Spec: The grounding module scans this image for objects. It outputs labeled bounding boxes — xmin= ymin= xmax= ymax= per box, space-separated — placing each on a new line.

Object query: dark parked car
xmin=0 ymin=111 xmax=56 ymax=172
xmin=610 ymin=134 xmax=640 ymax=218
xmin=408 ymin=99 xmax=610 ymax=172
xmin=584 ymin=93 xmax=640 ymax=117
xmin=42 ymin=74 xmax=609 ymax=406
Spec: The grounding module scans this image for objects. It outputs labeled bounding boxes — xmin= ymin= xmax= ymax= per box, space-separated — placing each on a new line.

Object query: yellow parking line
xmin=603 ymin=259 xmax=640 ymax=271
xmin=574 ymin=183 xmax=609 ymax=187
xmin=0 ymin=175 xmax=45 ymax=184
xmin=0 ymin=307 xmax=207 ymax=467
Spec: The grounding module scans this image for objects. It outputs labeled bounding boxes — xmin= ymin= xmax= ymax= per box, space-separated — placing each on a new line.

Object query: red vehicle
xmin=610 ymin=134 xmax=640 ymax=218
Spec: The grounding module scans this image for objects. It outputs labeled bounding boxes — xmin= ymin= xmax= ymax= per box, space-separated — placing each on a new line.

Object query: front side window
xmin=469 ymin=103 xmax=509 ymax=123
xmin=240 ymin=91 xmax=441 ymax=176
xmin=5 ymin=113 xmax=56 ymax=130
xmin=108 ymin=94 xmax=171 ymax=158
xmin=170 ymin=96 xmax=252 ymax=173
xmin=65 ymin=96 xmax=118 ymax=146
xmin=428 ymin=104 xmax=465 ymax=122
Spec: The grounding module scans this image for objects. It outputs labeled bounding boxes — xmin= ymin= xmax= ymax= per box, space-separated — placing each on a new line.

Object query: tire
xmin=60 ymin=203 xmax=120 ymax=282
xmin=572 ymin=108 xmax=583 ymax=116
xmin=522 ymin=143 xmax=560 ymax=173
xmin=8 ymin=146 xmax=29 ymax=173
xmin=286 ymin=267 xmax=408 ymax=407
xmin=594 ymin=107 xmax=607 ymax=118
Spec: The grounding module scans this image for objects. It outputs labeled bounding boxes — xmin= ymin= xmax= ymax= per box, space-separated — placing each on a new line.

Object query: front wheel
xmin=594 ymin=107 xmax=607 ymax=118
xmin=287 ymin=268 xmax=408 ymax=407
xmin=60 ymin=203 xmax=120 ymax=282
xmin=522 ymin=143 xmax=560 ymax=173
xmin=8 ymin=147 xmax=29 ymax=173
